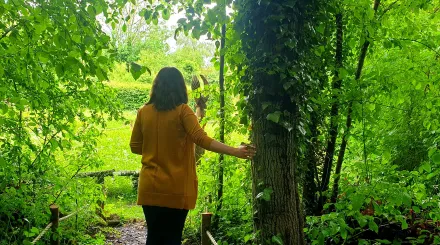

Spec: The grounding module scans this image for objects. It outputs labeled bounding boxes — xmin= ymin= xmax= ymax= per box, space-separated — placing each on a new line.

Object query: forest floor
xmin=105 ymin=222 xmax=147 ymax=245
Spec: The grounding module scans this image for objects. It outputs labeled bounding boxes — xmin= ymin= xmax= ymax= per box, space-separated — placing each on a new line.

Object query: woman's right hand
xmin=233 ymin=144 xmax=256 ymax=159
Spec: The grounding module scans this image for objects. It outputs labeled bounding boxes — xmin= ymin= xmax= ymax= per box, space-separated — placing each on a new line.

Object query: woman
xmin=130 ymin=67 xmax=255 ymax=245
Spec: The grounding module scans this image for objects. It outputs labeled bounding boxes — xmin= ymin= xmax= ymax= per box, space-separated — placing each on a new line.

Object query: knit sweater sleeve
xmin=129 ymin=108 xmax=143 ymax=155
xmin=181 ymin=104 xmax=214 ymax=149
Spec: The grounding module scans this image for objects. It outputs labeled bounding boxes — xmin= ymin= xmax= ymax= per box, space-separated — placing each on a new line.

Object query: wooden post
xmin=201 ymin=212 xmax=212 ymax=245
xmin=50 ymin=204 xmax=60 ymax=245
xmin=132 ymin=175 xmax=138 ymax=191
xmin=96 ymin=175 xmax=105 ymax=218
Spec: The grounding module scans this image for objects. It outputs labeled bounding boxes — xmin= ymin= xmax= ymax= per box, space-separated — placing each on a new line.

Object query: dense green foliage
xmin=114 ymin=86 xmax=150 ymax=111
xmin=0 ymin=0 xmax=141 ymax=243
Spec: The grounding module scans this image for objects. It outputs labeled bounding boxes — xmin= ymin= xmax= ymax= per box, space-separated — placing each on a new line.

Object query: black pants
xmin=142 ymin=205 xmax=189 ymax=245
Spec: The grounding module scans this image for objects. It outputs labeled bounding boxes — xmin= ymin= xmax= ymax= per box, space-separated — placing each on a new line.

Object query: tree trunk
xmin=302 ymin=111 xmax=320 ymax=216
xmin=191 ymin=75 xmax=209 ymax=164
xmin=216 ymin=23 xmax=226 ymax=214
xmin=320 ymin=12 xmax=344 ymax=196
xmin=252 ymin=103 xmax=305 ymax=245
xmin=331 ymin=0 xmax=380 ymax=202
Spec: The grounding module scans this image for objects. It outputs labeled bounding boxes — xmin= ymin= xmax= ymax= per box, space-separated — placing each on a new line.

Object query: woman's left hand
xmin=233 ymin=144 xmax=256 ymax=159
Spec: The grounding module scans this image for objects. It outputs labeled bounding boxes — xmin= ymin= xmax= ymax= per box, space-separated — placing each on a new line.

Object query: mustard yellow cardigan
xmin=130 ymin=104 xmax=213 ymax=210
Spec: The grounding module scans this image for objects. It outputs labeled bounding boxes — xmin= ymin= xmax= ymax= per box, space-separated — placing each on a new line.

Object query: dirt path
xmin=106 ymin=222 xmax=146 ymax=245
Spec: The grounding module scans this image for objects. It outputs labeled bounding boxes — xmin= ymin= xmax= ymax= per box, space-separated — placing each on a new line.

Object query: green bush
xmin=115 ymin=87 xmax=150 ymax=111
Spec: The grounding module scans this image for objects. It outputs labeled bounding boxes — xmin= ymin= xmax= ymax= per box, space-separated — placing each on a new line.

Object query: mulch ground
xmin=105 ymin=222 xmax=147 ymax=245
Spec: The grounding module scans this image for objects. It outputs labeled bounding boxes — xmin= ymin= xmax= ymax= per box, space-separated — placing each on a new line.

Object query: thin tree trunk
xmin=302 ymin=111 xmax=320 ymax=216
xmin=320 ymin=12 xmax=344 ymax=195
xmin=216 ymin=23 xmax=226 ymax=215
xmin=331 ymin=0 xmax=380 ymax=203
xmin=191 ymin=75 xmax=209 ymax=164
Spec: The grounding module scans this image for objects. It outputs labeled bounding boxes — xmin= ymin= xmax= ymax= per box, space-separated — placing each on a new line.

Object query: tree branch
xmin=398 ymin=38 xmax=440 ymax=57
xmin=378 ymin=0 xmax=398 ymax=20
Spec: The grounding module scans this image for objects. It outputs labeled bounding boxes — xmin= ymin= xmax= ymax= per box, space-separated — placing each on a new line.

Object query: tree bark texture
xmin=252 ymin=103 xmax=305 ymax=245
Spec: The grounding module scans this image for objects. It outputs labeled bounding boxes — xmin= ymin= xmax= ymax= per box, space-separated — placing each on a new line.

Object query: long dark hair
xmin=147 ymin=67 xmax=188 ymax=111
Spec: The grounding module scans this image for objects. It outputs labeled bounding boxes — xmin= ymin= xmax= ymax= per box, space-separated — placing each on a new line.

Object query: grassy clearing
xmin=95 ymin=111 xmax=143 ymax=220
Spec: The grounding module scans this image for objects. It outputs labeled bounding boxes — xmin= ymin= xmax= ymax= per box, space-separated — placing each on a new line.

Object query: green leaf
xmin=97 ymin=56 xmax=108 ymax=64
xmin=369 ymin=220 xmax=379 ymax=233
xmin=263 ymin=188 xmax=273 ymax=201
xmin=418 ymin=162 xmax=431 ymax=173
xmin=55 ymin=64 xmax=64 ymax=77
xmin=351 ymin=195 xmax=365 ymax=211
xmin=402 ymin=192 xmax=412 ymax=207
xmin=431 ymin=153 xmax=440 ymax=164
xmin=143 ymin=9 xmax=152 ymax=20
xmin=87 ymin=5 xmax=96 ymax=16
xmin=38 ymin=52 xmax=50 ymax=63
xmin=162 ymin=8 xmax=170 ymax=20
xmin=129 ymin=62 xmax=151 ymax=80
xmin=192 ymin=26 xmax=201 ymax=40
xmin=401 ymin=219 xmax=408 ymax=230
xmin=271 ymin=235 xmax=283 ymax=245
xmin=340 ymin=228 xmax=348 ymax=240
xmin=267 ymin=111 xmax=281 ymax=123
xmin=152 ymin=12 xmax=159 ymax=25
xmin=412 ymin=206 xmax=420 ymax=213
xmin=0 ymin=156 xmax=6 ymax=166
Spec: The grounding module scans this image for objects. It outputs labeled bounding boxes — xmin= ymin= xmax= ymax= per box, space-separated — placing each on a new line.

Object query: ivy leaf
xmin=256 ymin=188 xmax=273 ymax=201
xmin=267 ymin=111 xmax=281 ymax=123
xmin=271 ymin=235 xmax=283 ymax=245
xmin=129 ymin=62 xmax=151 ymax=80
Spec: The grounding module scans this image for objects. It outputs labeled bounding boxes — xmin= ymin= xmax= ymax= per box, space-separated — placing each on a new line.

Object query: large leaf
xmin=432 ymin=152 xmax=440 ymax=164
xmin=129 ymin=62 xmax=151 ymax=80
xmin=267 ymin=111 xmax=281 ymax=123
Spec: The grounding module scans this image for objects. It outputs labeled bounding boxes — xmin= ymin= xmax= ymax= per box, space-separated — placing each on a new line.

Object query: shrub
xmin=114 ymin=87 xmax=150 ymax=111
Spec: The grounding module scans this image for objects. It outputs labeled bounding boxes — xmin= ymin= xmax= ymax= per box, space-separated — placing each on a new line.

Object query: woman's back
xmin=130 ymin=103 xmax=213 ymax=210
